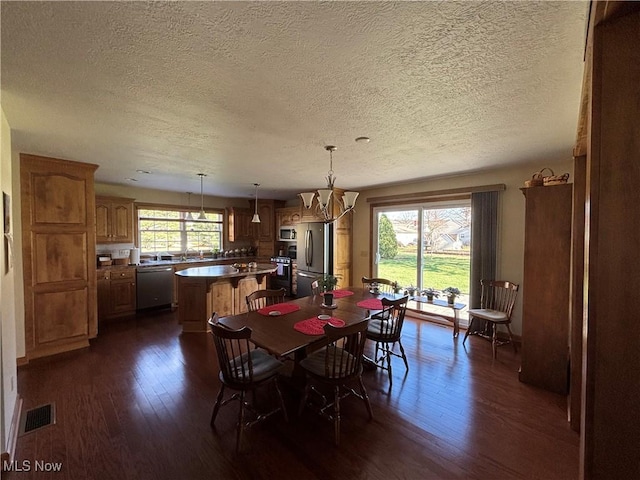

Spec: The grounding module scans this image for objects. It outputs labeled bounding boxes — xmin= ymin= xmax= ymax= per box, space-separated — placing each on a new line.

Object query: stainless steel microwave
xmin=279 ymin=227 xmax=297 ymax=241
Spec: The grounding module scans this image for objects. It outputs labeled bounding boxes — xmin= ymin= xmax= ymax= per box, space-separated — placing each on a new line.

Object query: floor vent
xmin=19 ymin=403 xmax=56 ymax=435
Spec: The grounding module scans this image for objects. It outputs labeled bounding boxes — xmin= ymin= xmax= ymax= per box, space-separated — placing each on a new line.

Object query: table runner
xmin=257 ymin=303 xmax=301 ymax=316
xmin=321 ymin=289 xmax=354 ymax=299
xmin=293 ymin=317 xmax=346 ymax=335
xmin=356 ymin=298 xmax=383 ymax=310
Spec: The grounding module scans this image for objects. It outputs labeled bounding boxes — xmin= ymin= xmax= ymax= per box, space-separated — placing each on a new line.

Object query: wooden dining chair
xmin=245 ymin=288 xmax=286 ymax=312
xmin=361 ymin=276 xmax=396 ymax=294
xmin=463 ymin=279 xmax=519 ymax=358
xmin=298 ymin=320 xmax=373 ymax=445
xmin=366 ymin=295 xmax=410 ymax=387
xmin=208 ymin=315 xmax=288 ymax=452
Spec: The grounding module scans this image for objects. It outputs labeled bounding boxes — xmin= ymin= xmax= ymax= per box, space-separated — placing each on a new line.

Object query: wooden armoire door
xmin=20 ymin=154 xmax=98 ymax=360
xmin=519 ymin=184 xmax=572 ymax=394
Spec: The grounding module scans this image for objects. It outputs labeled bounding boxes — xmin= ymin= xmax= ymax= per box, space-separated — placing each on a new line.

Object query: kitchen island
xmin=175 ymin=263 xmax=276 ymax=332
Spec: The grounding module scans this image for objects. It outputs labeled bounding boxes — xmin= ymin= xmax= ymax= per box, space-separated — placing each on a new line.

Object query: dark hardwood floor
xmin=6 ymin=309 xmax=578 ymax=479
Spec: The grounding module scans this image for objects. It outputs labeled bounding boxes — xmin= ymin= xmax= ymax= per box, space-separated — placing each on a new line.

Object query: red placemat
xmin=356 ymin=298 xmax=383 ymax=310
xmin=258 ymin=303 xmax=301 ymax=316
xmin=293 ymin=317 xmax=346 ymax=335
xmin=321 ymin=289 xmax=354 ymax=299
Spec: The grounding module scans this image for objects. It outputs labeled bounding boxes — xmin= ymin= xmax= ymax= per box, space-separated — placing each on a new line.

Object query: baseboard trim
xmin=1 ymin=395 xmax=23 ymax=465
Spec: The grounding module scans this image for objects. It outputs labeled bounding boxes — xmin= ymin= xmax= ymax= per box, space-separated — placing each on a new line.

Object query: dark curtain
xmin=470 ymin=191 xmax=498 ymax=309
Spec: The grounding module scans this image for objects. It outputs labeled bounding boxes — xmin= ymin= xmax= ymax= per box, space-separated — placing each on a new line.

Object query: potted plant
xmin=392 ymin=281 xmax=402 ymax=294
xmin=443 ymin=287 xmax=461 ymax=305
xmin=317 ymin=274 xmax=339 ymax=292
xmin=405 ymin=285 xmax=418 ymax=296
xmin=422 ymin=287 xmax=439 ymax=302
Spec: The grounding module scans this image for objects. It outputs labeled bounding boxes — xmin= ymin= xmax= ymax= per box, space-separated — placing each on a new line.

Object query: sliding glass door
xmin=374 ymin=200 xmax=471 ymax=298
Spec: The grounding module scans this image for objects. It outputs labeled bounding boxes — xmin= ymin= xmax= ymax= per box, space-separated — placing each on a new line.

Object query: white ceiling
xmin=1 ymin=1 xmax=589 ymax=200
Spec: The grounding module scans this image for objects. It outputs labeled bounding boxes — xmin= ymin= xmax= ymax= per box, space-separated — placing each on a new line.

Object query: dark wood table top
xmin=218 ymin=287 xmax=401 ymax=358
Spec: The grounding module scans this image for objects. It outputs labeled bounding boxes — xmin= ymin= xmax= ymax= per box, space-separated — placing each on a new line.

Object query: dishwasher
xmin=136 ymin=266 xmax=174 ymax=310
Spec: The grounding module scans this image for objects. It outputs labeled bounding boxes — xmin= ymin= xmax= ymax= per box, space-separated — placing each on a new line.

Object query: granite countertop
xmin=98 ymin=255 xmax=263 ymax=270
xmin=174 ymin=263 xmax=277 ymax=279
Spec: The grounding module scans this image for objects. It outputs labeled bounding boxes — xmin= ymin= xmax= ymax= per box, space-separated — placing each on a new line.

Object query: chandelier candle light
xmin=299 ymin=145 xmax=359 ymax=224
xmin=252 ymin=183 xmax=261 ymax=223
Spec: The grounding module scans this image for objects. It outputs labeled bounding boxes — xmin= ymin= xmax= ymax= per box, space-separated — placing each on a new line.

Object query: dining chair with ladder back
xmin=246 ymin=288 xmax=287 ymax=312
xmin=298 ymin=320 xmax=373 ymax=445
xmin=366 ymin=295 xmax=410 ymax=387
xmin=208 ymin=314 xmax=288 ymax=452
xmin=361 ymin=276 xmax=396 ymax=294
xmin=463 ymin=279 xmax=520 ymax=358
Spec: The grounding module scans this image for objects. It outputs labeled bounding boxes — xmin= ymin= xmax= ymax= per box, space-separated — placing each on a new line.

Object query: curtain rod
xmin=366 ymin=184 xmax=506 ymax=204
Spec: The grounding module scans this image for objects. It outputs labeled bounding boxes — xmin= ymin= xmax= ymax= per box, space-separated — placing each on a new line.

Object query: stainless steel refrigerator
xmin=296 ymin=222 xmax=333 ymax=297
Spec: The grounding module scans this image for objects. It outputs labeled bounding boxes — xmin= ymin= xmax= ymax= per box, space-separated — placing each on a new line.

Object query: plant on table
xmin=422 ymin=287 xmax=439 ymax=301
xmin=317 ymin=274 xmax=340 ymax=292
xmin=404 ymin=285 xmax=418 ymax=296
xmin=443 ymin=286 xmax=461 ymax=305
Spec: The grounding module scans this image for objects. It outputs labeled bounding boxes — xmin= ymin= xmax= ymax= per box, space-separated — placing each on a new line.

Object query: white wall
xmin=351 ymin=158 xmax=574 ymax=335
xmin=1 ymin=107 xmax=18 ymax=457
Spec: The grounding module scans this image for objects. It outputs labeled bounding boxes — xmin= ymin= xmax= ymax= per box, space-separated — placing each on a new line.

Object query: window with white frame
xmin=372 ymin=198 xmax=471 ymax=296
xmin=137 ymin=206 xmax=224 ymax=256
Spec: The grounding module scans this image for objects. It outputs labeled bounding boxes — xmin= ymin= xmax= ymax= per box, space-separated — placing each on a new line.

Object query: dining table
xmin=217 ymin=287 xmax=404 ymax=379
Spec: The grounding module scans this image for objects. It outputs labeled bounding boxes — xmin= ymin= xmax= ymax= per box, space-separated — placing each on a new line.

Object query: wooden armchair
xmin=463 ymin=280 xmax=519 ymax=358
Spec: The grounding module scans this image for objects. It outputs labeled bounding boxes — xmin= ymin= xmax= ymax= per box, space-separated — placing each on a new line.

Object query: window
xmin=137 ymin=206 xmax=224 ymax=255
xmin=373 ymin=199 xmax=471 ymax=297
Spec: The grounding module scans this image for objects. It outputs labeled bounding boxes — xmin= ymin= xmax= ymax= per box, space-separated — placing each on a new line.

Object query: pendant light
xmin=185 ymin=192 xmax=194 ymax=221
xmin=197 ymin=173 xmax=207 ymax=220
xmin=252 ymin=183 xmax=261 ymax=223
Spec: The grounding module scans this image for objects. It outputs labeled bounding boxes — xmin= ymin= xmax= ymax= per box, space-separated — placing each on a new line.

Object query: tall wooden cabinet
xmin=20 ymin=154 xmax=98 ymax=360
xmin=519 ymin=184 xmax=572 ymax=394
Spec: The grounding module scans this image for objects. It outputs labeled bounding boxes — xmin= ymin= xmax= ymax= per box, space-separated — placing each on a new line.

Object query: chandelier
xmin=299 ymin=145 xmax=359 ymax=224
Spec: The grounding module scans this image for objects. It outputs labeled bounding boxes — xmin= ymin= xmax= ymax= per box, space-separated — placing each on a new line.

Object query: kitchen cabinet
xmin=228 ymin=207 xmax=253 ymax=242
xmin=249 ymin=199 xmax=285 ymax=256
xmin=97 ymin=267 xmax=137 ymax=320
xmin=299 ymin=195 xmax=326 ymax=223
xmin=96 ymin=196 xmax=135 ymax=243
xmin=519 ymin=184 xmax=572 ymax=394
xmin=276 ymin=206 xmax=302 ymax=229
xmin=250 ymin=199 xmax=285 ymax=241
xmin=20 ymin=154 xmax=98 ymax=361
xmin=97 ymin=270 xmax=110 ymax=319
xmin=109 ymin=268 xmax=137 ymax=316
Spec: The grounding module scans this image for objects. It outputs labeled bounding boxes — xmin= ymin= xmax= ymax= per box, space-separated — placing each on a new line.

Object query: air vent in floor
xmin=19 ymin=403 xmax=56 ymax=435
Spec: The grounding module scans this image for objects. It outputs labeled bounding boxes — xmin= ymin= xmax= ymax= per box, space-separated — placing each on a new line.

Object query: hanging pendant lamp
xmin=197 ymin=173 xmax=207 ymax=220
xmin=185 ymin=192 xmax=194 ymax=221
xmin=252 ymin=183 xmax=261 ymax=223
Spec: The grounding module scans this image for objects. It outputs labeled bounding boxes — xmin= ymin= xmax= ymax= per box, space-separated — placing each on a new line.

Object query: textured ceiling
xmin=1 ymin=1 xmax=588 ymax=200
